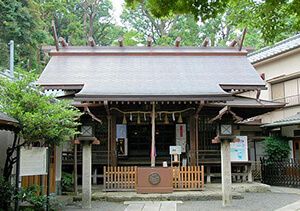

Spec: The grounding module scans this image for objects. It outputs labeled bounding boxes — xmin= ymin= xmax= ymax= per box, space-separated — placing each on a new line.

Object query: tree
xmin=0 ymin=70 xmax=81 ymax=180
xmin=264 ymin=136 xmax=291 ymax=162
xmin=39 ymin=0 xmax=123 ymax=46
xmin=0 ymin=0 xmax=49 ymax=70
xmin=125 ymin=0 xmax=229 ymax=22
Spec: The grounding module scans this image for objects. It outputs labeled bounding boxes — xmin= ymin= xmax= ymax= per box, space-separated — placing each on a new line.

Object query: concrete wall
xmin=242 ymin=48 xmax=300 ymax=124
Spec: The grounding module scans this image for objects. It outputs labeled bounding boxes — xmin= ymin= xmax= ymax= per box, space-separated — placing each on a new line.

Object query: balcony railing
xmin=273 ymin=94 xmax=300 ymax=106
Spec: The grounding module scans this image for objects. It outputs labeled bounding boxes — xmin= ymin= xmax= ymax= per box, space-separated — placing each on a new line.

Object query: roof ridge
xmin=249 ymin=33 xmax=300 ymax=57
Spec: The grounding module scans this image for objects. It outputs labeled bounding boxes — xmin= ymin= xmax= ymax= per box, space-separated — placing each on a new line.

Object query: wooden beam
xmin=58 ymin=37 xmax=68 ymax=47
xmin=175 ymin=37 xmax=181 ymax=47
xmin=202 ymin=38 xmax=209 ymax=47
xmin=239 ymin=28 xmax=247 ymax=51
xmin=88 ymin=37 xmax=96 ymax=47
xmin=147 ymin=36 xmax=153 ymax=47
xmin=51 ymin=20 xmax=59 ymax=51
xmin=104 ymin=100 xmax=110 ymax=115
xmin=196 ymin=101 xmax=205 ymax=114
xmin=118 ymin=36 xmax=124 ymax=47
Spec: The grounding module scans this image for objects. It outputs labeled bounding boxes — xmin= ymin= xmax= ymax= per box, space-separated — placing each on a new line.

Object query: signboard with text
xmin=20 ymin=147 xmax=48 ymax=176
xmin=230 ymin=136 xmax=248 ymax=162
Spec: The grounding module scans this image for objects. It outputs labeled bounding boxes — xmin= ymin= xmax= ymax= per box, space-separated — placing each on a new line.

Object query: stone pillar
xmin=55 ymin=145 xmax=62 ymax=195
xmin=221 ymin=140 xmax=232 ymax=207
xmin=82 ymin=142 xmax=92 ymax=209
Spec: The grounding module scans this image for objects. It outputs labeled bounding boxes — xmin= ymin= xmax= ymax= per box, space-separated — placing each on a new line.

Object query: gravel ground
xmin=65 ymin=192 xmax=300 ymax=211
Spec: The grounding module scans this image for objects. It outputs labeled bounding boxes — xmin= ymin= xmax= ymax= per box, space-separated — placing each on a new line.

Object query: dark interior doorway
xmin=127 ymin=124 xmax=176 ymax=158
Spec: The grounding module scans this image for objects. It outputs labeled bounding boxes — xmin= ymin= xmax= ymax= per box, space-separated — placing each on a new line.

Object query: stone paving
xmin=64 ymin=183 xmax=300 ymax=211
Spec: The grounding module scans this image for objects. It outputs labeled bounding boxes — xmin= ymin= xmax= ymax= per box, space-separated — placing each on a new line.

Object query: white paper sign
xmin=20 ymin=147 xmax=48 ymax=176
xmin=230 ymin=136 xmax=248 ymax=162
xmin=116 ymin=124 xmax=127 ymax=138
xmin=176 ymin=124 xmax=186 ymax=152
xmin=169 ymin=146 xmax=182 ymax=155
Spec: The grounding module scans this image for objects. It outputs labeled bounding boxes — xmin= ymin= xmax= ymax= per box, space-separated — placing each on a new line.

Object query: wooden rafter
xmin=238 ymin=28 xmax=247 ymax=51
xmin=84 ymin=106 xmax=102 ymax=124
xmin=88 ymin=37 xmax=96 ymax=47
xmin=147 ymin=36 xmax=153 ymax=47
xmin=202 ymin=38 xmax=209 ymax=47
xmin=51 ymin=20 xmax=59 ymax=51
xmin=58 ymin=37 xmax=68 ymax=47
xmin=118 ymin=36 xmax=124 ymax=47
xmin=175 ymin=37 xmax=181 ymax=47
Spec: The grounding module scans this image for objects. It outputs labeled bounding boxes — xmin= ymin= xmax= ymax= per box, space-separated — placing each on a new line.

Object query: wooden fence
xmin=261 ymin=158 xmax=300 ymax=188
xmin=103 ymin=166 xmax=137 ymax=191
xmin=103 ymin=165 xmax=204 ymax=191
xmin=173 ymin=166 xmax=204 ymax=190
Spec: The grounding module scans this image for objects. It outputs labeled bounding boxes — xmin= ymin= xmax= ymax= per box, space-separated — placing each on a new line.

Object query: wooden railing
xmin=103 ymin=166 xmax=137 ymax=191
xmin=173 ymin=166 xmax=204 ymax=190
xmin=103 ymin=165 xmax=205 ymax=191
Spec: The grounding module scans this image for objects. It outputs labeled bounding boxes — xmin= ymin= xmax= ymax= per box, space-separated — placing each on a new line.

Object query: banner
xmin=176 ymin=124 xmax=186 ymax=152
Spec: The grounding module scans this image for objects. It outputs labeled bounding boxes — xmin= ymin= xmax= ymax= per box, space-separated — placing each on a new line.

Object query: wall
xmin=0 ymin=130 xmax=14 ymax=175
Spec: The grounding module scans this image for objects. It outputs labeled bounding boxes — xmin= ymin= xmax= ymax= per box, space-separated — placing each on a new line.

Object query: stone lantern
xmin=209 ymin=106 xmax=242 ymax=207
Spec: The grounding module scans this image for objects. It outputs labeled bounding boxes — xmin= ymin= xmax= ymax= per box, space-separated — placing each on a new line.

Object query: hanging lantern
xmin=122 ymin=114 xmax=127 ymax=124
xmin=177 ymin=113 xmax=183 ymax=123
xmin=137 ymin=113 xmax=141 ymax=124
xmin=164 ymin=114 xmax=169 ymax=124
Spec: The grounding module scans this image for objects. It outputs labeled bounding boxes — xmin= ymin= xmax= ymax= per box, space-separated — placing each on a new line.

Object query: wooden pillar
xmin=189 ymin=114 xmax=196 ymax=166
xmin=111 ymin=116 xmax=117 ymax=166
xmin=151 ymin=102 xmax=156 ymax=167
xmin=107 ymin=115 xmax=111 ymax=166
xmin=221 ymin=140 xmax=232 ymax=207
xmin=74 ymin=144 xmax=78 ymax=195
xmin=55 ymin=145 xmax=62 ymax=195
xmin=195 ymin=114 xmax=199 ymax=166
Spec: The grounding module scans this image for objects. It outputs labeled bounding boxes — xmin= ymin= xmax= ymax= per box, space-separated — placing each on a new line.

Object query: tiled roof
xmin=262 ymin=112 xmax=300 ymax=127
xmin=38 ymin=47 xmax=265 ymax=101
xmin=248 ymin=34 xmax=300 ymax=64
xmin=0 ymin=112 xmax=18 ymax=124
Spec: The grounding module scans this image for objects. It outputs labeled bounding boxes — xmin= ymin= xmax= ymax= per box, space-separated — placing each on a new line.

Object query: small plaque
xmin=148 ymin=173 xmax=161 ymax=185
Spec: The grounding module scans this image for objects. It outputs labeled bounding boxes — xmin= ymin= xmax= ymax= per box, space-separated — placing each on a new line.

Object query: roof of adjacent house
xmin=262 ymin=112 xmax=300 ymax=128
xmin=248 ymin=34 xmax=300 ymax=64
xmin=0 ymin=111 xmax=19 ymax=131
xmin=38 ymin=46 xmax=265 ymax=101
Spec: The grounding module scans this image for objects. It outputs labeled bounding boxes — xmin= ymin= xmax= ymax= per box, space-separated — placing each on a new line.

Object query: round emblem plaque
xmin=148 ymin=172 xmax=161 ymax=185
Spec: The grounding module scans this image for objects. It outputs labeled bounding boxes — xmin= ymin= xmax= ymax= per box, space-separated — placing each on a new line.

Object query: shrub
xmin=264 ymin=136 xmax=290 ymax=162
xmin=0 ymin=176 xmax=14 ymax=210
xmin=61 ymin=172 xmax=74 ymax=192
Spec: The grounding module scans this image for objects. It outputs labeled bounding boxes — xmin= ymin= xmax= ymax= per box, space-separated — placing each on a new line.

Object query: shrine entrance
xmin=124 ymin=124 xmax=176 ymax=164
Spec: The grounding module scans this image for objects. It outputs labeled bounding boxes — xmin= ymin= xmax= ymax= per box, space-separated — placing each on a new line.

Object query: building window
xmin=272 ymin=78 xmax=300 ymax=106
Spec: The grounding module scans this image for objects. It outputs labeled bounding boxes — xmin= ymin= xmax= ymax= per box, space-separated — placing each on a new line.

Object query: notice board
xmin=230 ymin=136 xmax=248 ymax=162
xmin=20 ymin=147 xmax=48 ymax=176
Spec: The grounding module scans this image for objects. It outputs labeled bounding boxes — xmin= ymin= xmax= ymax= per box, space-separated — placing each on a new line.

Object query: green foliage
xmin=16 ymin=185 xmax=62 ymax=211
xmin=264 ymin=136 xmax=291 ymax=162
xmin=0 ymin=176 xmax=14 ymax=210
xmin=0 ymin=70 xmax=81 ymax=145
xmin=125 ymin=0 xmax=229 ymax=21
xmin=61 ymin=172 xmax=74 ymax=192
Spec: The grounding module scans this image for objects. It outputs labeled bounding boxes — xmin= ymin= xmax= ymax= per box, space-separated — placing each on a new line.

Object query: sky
xmin=111 ymin=0 xmax=125 ymax=25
